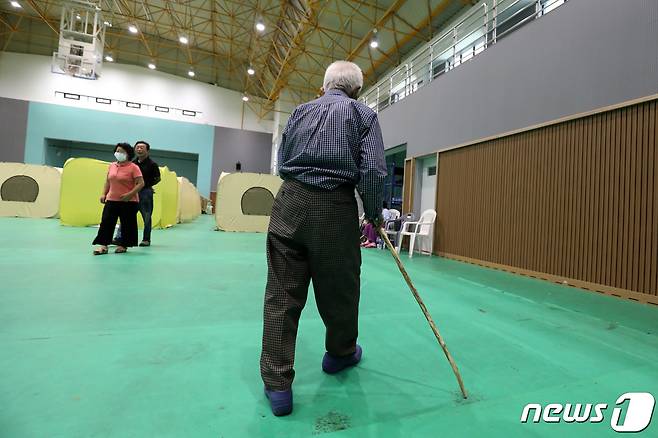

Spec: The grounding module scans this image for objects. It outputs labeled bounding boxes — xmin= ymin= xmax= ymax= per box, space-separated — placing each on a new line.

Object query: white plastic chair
xmin=396 ymin=209 xmax=437 ymax=258
xmin=388 ymin=209 xmax=401 ymax=220
xmin=384 ymin=209 xmax=401 ymax=245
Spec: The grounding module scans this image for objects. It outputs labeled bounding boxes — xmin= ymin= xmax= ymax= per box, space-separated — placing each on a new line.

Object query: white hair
xmin=323 ymin=61 xmax=364 ymax=96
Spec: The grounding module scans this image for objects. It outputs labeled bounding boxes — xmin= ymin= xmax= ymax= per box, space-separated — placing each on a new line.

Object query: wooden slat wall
xmin=402 ymin=158 xmax=415 ymax=214
xmin=435 ymin=99 xmax=658 ymax=303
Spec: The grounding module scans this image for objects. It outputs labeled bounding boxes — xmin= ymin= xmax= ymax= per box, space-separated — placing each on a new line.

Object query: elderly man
xmin=261 ymin=61 xmax=387 ymax=416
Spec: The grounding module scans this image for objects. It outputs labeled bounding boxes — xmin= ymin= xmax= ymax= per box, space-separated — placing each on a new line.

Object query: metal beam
xmin=2 ymin=16 xmax=22 ymax=50
xmin=334 ymin=2 xmax=400 ymax=35
xmin=2 ymin=0 xmax=458 ymax=109
xmin=264 ymin=0 xmax=322 ymax=102
xmin=363 ymin=0 xmax=453 ymax=81
xmin=2 ymin=13 xmax=326 ymax=82
xmin=24 ymin=0 xmax=58 ymax=35
xmin=0 ymin=14 xmax=15 ymax=31
xmin=393 ymin=12 xmax=423 ymax=36
xmin=345 ymin=0 xmax=408 ymax=62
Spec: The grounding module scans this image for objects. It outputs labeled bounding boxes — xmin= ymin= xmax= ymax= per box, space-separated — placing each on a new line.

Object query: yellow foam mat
xmin=59 ymin=158 xmax=108 ymax=226
xmin=0 ymin=162 xmax=61 ymax=218
xmin=177 ymin=176 xmax=201 ymax=223
xmin=215 ymin=172 xmax=282 ymax=233
xmin=60 ymin=158 xmax=178 ymax=228
xmin=157 ymin=167 xmax=179 ymax=228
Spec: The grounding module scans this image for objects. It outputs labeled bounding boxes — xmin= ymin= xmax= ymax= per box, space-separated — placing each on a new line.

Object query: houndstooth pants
xmin=260 ymin=179 xmax=362 ymax=390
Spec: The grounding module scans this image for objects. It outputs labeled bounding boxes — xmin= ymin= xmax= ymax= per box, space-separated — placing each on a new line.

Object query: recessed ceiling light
xmin=188 ymin=70 xmax=195 ymax=77
xmin=370 ymin=29 xmax=379 ymax=49
xmin=10 ymin=1 xmax=21 ymax=8
xmin=247 ymin=67 xmax=255 ymax=75
xmin=76 ymin=14 xmax=81 ymax=20
xmin=148 ymin=63 xmax=156 ymax=70
xmin=242 ymin=95 xmax=249 ymax=102
xmin=255 ymin=21 xmax=265 ymax=32
xmin=103 ymin=21 xmax=112 ymax=27
xmin=179 ymin=36 xmax=188 ymax=44
xmin=128 ymin=25 xmax=138 ymax=34
xmin=105 ymin=55 xmax=114 ymax=62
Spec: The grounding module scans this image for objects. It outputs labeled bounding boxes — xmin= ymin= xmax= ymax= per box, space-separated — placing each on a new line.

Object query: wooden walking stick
xmin=378 ymin=228 xmax=468 ymax=399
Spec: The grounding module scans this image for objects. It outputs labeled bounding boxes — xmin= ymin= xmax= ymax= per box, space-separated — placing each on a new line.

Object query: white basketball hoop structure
xmin=52 ymin=1 xmax=105 ymax=79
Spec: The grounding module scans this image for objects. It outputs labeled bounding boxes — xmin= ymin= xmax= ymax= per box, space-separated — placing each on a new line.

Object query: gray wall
xmin=149 ymin=150 xmax=198 ymax=185
xmin=0 ymin=97 xmax=29 ymax=162
xmin=378 ymin=0 xmax=658 ymax=157
xmin=212 ymin=126 xmax=273 ymax=191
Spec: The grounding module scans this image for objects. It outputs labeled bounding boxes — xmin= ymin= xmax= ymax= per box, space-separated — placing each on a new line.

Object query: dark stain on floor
xmin=453 ymin=391 xmax=482 ymax=405
xmin=313 ymin=411 xmax=351 ymax=434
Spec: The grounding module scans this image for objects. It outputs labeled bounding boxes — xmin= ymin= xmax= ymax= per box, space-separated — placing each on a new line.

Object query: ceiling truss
xmin=0 ymin=0 xmax=471 ymax=116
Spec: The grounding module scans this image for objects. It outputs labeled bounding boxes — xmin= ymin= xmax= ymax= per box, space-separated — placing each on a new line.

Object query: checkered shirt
xmin=277 ymin=89 xmax=387 ymax=220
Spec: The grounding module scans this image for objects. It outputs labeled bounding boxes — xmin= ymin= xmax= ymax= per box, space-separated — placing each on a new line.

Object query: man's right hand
xmin=100 ymin=195 xmax=106 ymax=204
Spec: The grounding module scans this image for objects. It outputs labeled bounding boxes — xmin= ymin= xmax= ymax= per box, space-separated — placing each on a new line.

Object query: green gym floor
xmin=1 ymin=215 xmax=657 ymax=438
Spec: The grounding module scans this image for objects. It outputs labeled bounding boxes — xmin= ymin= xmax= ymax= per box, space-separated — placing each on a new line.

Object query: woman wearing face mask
xmin=92 ymin=143 xmax=145 ymax=255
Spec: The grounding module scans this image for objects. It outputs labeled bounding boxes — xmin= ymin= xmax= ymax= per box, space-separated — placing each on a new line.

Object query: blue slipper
xmin=322 ymin=344 xmax=362 ymax=374
xmin=264 ymin=388 xmax=293 ymax=416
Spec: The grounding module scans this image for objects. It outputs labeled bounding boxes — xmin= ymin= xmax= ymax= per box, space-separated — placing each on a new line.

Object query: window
xmin=69 ymin=44 xmax=84 ymax=57
xmin=541 ymin=0 xmax=565 ymax=15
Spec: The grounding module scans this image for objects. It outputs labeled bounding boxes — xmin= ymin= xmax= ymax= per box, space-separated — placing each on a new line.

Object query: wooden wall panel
xmin=435 ymin=99 xmax=658 ymax=303
xmin=402 ymin=158 xmax=415 ymax=215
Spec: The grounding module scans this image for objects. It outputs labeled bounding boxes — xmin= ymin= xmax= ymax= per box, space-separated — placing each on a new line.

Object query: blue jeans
xmin=115 ymin=187 xmax=154 ymax=242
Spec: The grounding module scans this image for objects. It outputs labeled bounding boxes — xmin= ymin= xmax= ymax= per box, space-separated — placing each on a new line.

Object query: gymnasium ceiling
xmin=0 ymin=0 xmax=473 ymax=112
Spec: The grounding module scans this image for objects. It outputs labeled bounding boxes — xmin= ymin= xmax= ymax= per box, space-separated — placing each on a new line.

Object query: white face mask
xmin=114 ymin=152 xmax=127 ymax=162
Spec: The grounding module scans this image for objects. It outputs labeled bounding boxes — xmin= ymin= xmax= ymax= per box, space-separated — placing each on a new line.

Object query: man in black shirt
xmin=113 ymin=140 xmax=161 ymax=246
